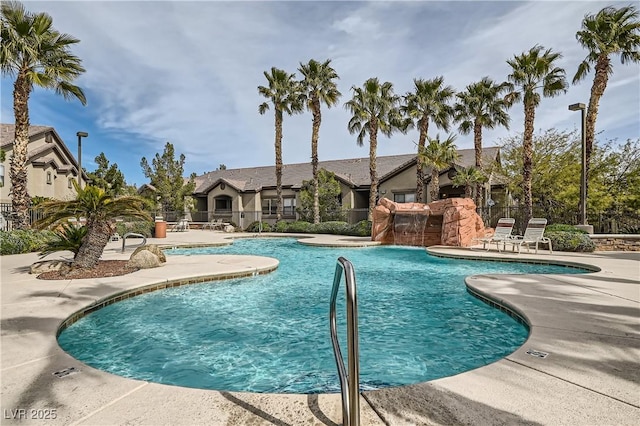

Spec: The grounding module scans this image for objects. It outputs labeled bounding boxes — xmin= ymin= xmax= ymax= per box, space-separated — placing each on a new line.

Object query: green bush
xmin=0 ymin=229 xmax=56 ymax=255
xmin=116 ymin=221 xmax=154 ymax=237
xmin=313 ymin=221 xmax=351 ymax=235
xmin=347 ymin=220 xmax=372 ymax=237
xmin=284 ymin=221 xmax=313 ymax=233
xmin=245 ymin=221 xmax=272 ymax=232
xmin=39 ymin=224 xmax=87 ymax=258
xmin=545 ymin=231 xmax=595 ymax=252
xmin=273 ymin=221 xmax=289 ymax=233
xmin=545 ymin=224 xmax=587 ymax=234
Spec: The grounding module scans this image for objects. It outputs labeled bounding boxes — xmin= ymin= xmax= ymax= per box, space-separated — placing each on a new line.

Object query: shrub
xmin=245 ymin=221 xmax=272 ymax=233
xmin=273 ymin=221 xmax=289 ymax=233
xmin=545 ymin=231 xmax=595 ymax=252
xmin=347 ymin=220 xmax=372 ymax=237
xmin=284 ymin=221 xmax=313 ymax=233
xmin=0 ymin=229 xmax=56 ymax=255
xmin=545 ymin=224 xmax=587 ymax=234
xmin=39 ymin=224 xmax=87 ymax=258
xmin=116 ymin=221 xmax=154 ymax=237
xmin=313 ymin=221 xmax=351 ymax=235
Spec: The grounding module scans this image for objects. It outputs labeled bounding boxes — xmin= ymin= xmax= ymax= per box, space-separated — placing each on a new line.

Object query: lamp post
xmin=76 ymin=131 xmax=88 ymax=188
xmin=568 ymin=103 xmax=592 ymax=232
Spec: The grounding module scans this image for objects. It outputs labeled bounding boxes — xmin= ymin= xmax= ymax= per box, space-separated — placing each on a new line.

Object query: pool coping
xmin=1 ymin=231 xmax=639 ymax=425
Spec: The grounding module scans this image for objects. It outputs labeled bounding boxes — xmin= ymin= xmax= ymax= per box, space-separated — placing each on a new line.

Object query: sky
xmin=1 ymin=0 xmax=639 ymax=187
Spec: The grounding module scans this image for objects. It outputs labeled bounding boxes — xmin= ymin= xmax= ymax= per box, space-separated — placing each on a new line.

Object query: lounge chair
xmin=474 ymin=218 xmax=515 ymax=252
xmin=203 ymin=218 xmax=223 ymax=230
xmin=171 ymin=218 xmax=190 ymax=232
xmin=506 ymin=218 xmax=553 ymax=254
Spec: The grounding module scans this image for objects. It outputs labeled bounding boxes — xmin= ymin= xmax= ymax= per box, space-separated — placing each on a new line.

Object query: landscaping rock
xmin=223 ymin=225 xmax=235 ymax=233
xmin=131 ymin=244 xmax=166 ymax=263
xmin=30 ymin=260 xmax=72 ymax=275
xmin=127 ymin=250 xmax=162 ymax=269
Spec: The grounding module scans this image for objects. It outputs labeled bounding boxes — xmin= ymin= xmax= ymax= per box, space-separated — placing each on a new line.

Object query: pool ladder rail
xmin=330 ymin=257 xmax=360 ymax=426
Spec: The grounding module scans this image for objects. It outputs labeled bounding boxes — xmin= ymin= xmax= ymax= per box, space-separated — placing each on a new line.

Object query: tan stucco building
xmin=189 ymin=147 xmax=507 ymax=227
xmin=0 ymin=124 xmax=85 ymax=204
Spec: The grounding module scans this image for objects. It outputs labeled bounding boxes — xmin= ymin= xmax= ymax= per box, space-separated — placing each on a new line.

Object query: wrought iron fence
xmin=0 ymin=203 xmax=44 ymax=231
xmin=477 ymin=205 xmax=640 ymax=235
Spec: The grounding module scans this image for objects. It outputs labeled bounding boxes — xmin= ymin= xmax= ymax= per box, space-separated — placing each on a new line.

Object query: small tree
xmin=140 ymin=142 xmax=196 ymax=215
xmin=297 ymin=169 xmax=344 ymax=222
xmin=451 ymin=166 xmax=487 ymax=200
xmin=86 ymin=152 xmax=126 ymax=196
xmin=419 ymin=134 xmax=460 ymax=201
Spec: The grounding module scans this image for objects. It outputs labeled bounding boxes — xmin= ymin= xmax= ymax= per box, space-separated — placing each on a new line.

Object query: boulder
xmin=30 ymin=260 xmax=72 ymax=275
xmin=131 ymin=244 xmax=166 ymax=263
xmin=127 ymin=250 xmax=162 ymax=269
xmin=223 ymin=224 xmax=235 ymax=233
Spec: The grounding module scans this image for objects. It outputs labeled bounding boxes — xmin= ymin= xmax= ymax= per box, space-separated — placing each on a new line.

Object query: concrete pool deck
xmin=1 ymin=230 xmax=638 ymax=425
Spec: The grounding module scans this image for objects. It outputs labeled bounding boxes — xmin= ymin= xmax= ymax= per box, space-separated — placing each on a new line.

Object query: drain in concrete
xmin=526 ymin=349 xmax=549 ymax=358
xmin=52 ymin=367 xmax=79 ymax=378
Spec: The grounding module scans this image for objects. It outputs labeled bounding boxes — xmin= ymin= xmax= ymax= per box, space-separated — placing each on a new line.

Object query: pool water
xmin=58 ymin=238 xmax=583 ymax=393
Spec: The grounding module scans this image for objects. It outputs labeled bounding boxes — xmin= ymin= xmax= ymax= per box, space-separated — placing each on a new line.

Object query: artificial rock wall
xmin=372 ymin=197 xmax=486 ymax=247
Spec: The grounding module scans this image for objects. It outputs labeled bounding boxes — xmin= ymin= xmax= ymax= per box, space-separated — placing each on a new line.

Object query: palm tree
xmin=418 ymin=134 xmax=460 ymax=202
xmin=506 ymin=45 xmax=567 ymax=225
xmin=402 ymin=77 xmax=455 ymax=203
xmin=451 ymin=166 xmax=487 ymax=199
xmin=454 ymin=77 xmax=511 ymax=208
xmin=34 ymin=183 xmax=151 ymax=269
xmin=1 ymin=1 xmax=86 ymax=229
xmin=258 ymin=67 xmax=303 ymax=221
xmin=574 ymin=5 xmax=640 ymax=197
xmin=344 ymin=78 xmax=406 ymax=220
xmin=298 ymin=59 xmax=341 ymax=224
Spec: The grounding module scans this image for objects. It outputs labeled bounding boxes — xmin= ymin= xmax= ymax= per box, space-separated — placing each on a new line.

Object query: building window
xmin=68 ymin=178 xmax=73 ymax=189
xmin=394 ymin=192 xmax=415 ymax=203
xmin=262 ymin=198 xmax=296 ymax=216
xmin=46 ymin=172 xmax=52 ymax=185
xmin=214 ymin=196 xmax=232 ymax=213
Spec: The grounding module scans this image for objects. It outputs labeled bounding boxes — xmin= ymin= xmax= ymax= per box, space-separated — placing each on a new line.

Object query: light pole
xmin=76 ymin=131 xmax=88 ymax=188
xmin=568 ymin=103 xmax=591 ymax=232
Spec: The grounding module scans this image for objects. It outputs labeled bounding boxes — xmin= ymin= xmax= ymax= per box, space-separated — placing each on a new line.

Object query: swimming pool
xmin=58 ymin=238 xmax=584 ymax=394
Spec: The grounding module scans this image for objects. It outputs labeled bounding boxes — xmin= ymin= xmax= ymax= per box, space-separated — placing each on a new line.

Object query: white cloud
xmin=4 ymin=0 xmax=637 ymax=185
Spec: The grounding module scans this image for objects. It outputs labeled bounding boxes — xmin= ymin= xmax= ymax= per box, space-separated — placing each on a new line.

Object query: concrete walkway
xmin=1 ymin=230 xmax=638 ymax=425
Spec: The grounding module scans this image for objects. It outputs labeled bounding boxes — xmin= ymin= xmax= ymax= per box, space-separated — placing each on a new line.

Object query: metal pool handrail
xmin=121 ymin=232 xmax=147 ymax=252
xmin=330 ymin=257 xmax=360 ymax=426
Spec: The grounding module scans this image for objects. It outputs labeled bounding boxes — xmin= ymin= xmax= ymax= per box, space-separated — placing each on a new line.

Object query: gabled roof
xmin=193 ymin=147 xmax=500 ymax=194
xmin=1 ymin=123 xmax=81 ymax=176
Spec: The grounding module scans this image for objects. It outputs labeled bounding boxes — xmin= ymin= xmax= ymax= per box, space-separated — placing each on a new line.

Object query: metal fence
xmin=477 ymin=205 xmax=640 ymax=235
xmin=0 ymin=203 xmax=44 ymax=231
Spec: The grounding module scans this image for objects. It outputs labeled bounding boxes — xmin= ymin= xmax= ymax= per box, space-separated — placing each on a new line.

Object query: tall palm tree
xmin=344 ymin=78 xmax=406 ymax=220
xmin=34 ymin=183 xmax=151 ymax=269
xmin=574 ymin=5 xmax=640 ymax=196
xmin=418 ymin=134 xmax=459 ymax=202
xmin=451 ymin=166 xmax=487 ymax=199
xmin=506 ymin=45 xmax=567 ymax=225
xmin=1 ymin=1 xmax=86 ymax=229
xmin=454 ymin=77 xmax=511 ymax=208
xmin=298 ymin=59 xmax=341 ymax=224
xmin=402 ymin=77 xmax=455 ymax=203
xmin=258 ymin=67 xmax=303 ymax=221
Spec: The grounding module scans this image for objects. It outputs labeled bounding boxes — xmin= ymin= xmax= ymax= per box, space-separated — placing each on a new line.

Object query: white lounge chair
xmin=506 ymin=218 xmax=553 ymax=254
xmin=171 ymin=218 xmax=190 ymax=232
xmin=203 ymin=218 xmax=223 ymax=230
xmin=474 ymin=217 xmax=516 ymax=252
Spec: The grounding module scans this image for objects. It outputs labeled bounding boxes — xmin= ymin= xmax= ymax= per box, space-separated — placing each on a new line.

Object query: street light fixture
xmin=568 ymin=103 xmax=590 ymax=231
xmin=76 ymin=131 xmax=88 ymax=188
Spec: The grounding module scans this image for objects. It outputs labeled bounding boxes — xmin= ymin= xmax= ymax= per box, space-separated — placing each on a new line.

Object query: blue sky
xmin=2 ymin=0 xmax=638 ymax=186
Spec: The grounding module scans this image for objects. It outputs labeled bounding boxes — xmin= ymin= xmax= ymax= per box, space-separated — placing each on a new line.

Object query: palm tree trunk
xmin=522 ymin=101 xmax=536 ymax=226
xmin=368 ymin=121 xmax=379 ymax=221
xmin=473 ymin=120 xmax=484 ymax=209
xmin=10 ymin=72 xmax=32 ymax=230
xmin=73 ymin=220 xmax=112 ymax=269
xmin=415 ymin=118 xmax=429 ymax=203
xmin=311 ymin=99 xmax=321 ymax=224
xmin=275 ymin=109 xmax=284 ymax=221
xmin=585 ymin=54 xmax=610 ymax=203
xmin=430 ymin=169 xmax=439 ymax=201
